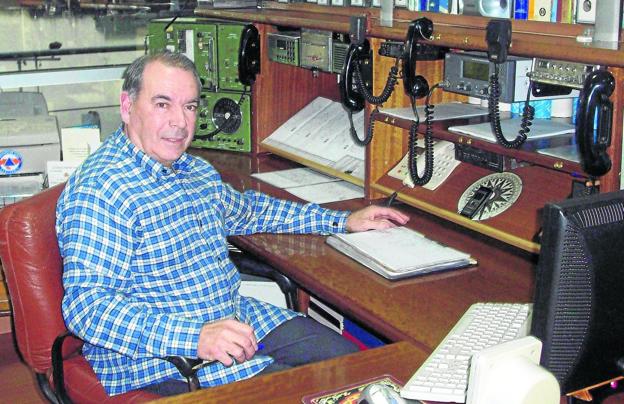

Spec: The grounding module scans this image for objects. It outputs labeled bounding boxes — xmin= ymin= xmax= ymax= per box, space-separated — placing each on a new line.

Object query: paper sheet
xmin=251 ymin=168 xmax=340 ymax=189
xmin=286 ymin=181 xmax=364 ymax=204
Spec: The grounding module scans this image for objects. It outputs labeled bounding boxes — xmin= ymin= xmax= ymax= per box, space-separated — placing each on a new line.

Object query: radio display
xmin=462 ymin=60 xmax=489 ymax=81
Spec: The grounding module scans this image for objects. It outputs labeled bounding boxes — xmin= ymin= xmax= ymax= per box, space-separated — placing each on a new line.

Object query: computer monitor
xmin=531 ymin=190 xmax=624 ymax=394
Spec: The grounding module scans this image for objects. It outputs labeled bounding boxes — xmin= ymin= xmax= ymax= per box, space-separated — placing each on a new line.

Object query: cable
xmin=407 ymin=83 xmax=440 ymax=186
xmin=488 ymin=63 xmax=535 ymax=149
xmin=349 ymin=106 xmax=377 ymax=146
xmin=194 ymin=88 xmax=247 ymax=141
xmin=385 ymin=184 xmax=408 ymax=207
xmin=353 ymin=58 xmax=400 ymax=106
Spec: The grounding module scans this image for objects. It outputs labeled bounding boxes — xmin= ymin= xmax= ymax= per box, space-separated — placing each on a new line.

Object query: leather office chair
xmin=0 ymin=184 xmax=299 ymax=403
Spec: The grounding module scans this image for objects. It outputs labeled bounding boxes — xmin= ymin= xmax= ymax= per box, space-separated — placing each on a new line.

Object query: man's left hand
xmin=345 ymin=205 xmax=409 ymax=233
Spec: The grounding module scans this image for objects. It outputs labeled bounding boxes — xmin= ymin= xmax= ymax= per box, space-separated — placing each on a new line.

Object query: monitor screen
xmin=530 ymin=190 xmax=624 ymax=394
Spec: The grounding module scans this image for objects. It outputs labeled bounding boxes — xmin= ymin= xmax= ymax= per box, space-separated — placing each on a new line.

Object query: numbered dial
xmin=458 ymin=172 xmax=523 ymax=221
xmin=212 ymin=98 xmax=242 ymax=134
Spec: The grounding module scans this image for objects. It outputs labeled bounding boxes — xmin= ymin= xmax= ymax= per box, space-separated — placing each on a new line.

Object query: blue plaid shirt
xmin=56 ymin=127 xmax=349 ymax=395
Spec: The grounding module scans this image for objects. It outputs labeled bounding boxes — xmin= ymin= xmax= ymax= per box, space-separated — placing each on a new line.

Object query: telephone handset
xmin=340 ymin=39 xmax=370 ymax=114
xmin=388 ymin=139 xmax=460 ymax=191
xmin=485 ymin=19 xmax=534 ymax=149
xmin=340 ymin=14 xmax=397 ymax=146
xmin=402 ymin=17 xmax=433 ymax=100
xmin=238 ymin=24 xmax=260 ymax=86
xmin=576 ymin=69 xmax=615 ymax=178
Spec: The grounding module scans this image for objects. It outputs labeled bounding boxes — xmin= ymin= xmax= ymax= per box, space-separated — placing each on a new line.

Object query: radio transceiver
xmin=444 ymin=51 xmax=581 ymax=103
xmin=444 ymin=51 xmax=532 ymax=103
xmin=268 ymin=32 xmax=300 ymax=66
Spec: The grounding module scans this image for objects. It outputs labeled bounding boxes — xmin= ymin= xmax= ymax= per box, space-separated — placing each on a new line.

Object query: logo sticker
xmin=0 ymin=150 xmax=24 ymax=174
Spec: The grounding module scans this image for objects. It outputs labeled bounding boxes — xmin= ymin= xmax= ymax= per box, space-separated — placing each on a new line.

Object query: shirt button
xmin=332 ymin=221 xmax=339 ymax=227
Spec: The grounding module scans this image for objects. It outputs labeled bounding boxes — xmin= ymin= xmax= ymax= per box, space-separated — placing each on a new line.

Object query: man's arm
xmin=219 ymin=183 xmax=408 ymax=235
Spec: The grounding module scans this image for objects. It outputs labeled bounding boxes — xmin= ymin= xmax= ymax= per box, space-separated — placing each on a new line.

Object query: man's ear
xmin=120 ymin=91 xmax=132 ymax=124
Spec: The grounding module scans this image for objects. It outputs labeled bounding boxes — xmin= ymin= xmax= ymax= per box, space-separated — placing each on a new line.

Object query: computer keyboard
xmin=400 ymin=302 xmax=532 ymax=403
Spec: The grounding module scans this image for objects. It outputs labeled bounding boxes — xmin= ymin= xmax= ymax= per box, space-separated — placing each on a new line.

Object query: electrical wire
xmin=407 ymin=83 xmax=441 ymax=186
xmin=349 ymin=106 xmax=378 ymax=146
xmin=488 ymin=63 xmax=534 ymax=149
xmin=353 ymin=58 xmax=400 ymax=106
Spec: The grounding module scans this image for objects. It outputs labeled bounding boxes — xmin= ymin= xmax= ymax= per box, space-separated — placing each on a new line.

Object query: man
xmin=56 ymin=51 xmax=409 ymax=397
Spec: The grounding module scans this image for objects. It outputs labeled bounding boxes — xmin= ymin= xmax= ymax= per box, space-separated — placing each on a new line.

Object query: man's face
xmin=120 ymin=61 xmax=199 ymax=167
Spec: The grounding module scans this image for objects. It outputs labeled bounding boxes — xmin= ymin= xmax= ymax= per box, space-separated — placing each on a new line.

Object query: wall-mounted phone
xmin=388 ymin=140 xmax=460 ymax=191
xmin=402 ymin=17 xmax=433 ymax=100
xmin=484 ymin=19 xmax=536 ymax=150
xmin=339 ymin=15 xmax=390 ymax=146
xmin=401 ymin=17 xmax=439 ymax=187
xmin=575 ymin=69 xmax=615 ymax=178
xmin=238 ymin=24 xmax=260 ymax=86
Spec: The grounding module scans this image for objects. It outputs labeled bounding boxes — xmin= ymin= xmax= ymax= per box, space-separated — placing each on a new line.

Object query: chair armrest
xmin=51 ymin=332 xmax=204 ymax=402
xmin=162 ymin=356 xmax=203 ymax=392
xmin=229 ymin=251 xmax=299 ymax=310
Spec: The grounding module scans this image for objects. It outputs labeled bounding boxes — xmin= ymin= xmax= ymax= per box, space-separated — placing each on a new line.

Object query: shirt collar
xmin=112 ymin=125 xmax=194 ymax=179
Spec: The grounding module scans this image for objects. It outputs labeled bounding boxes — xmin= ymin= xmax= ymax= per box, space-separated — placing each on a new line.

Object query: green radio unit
xmin=193 ymin=89 xmax=251 ymax=152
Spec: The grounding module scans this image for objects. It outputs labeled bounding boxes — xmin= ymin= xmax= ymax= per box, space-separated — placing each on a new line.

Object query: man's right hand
xmin=197 ymin=319 xmax=258 ymax=366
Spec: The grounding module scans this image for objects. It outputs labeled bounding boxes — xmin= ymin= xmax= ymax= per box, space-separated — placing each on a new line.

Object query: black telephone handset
xmin=340 ymin=15 xmax=398 ymax=146
xmin=485 ymin=19 xmax=534 ymax=149
xmin=340 ymin=40 xmax=370 ymax=114
xmin=402 ymin=17 xmax=433 ymax=100
xmin=576 ymin=69 xmax=615 ymax=178
xmin=238 ymin=24 xmax=260 ymax=86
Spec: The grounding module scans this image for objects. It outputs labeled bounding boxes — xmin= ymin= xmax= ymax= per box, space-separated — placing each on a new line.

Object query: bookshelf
xmin=194 ymin=3 xmax=624 ymax=252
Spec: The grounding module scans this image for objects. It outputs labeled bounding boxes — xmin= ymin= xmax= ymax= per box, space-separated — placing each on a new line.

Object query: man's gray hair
xmin=122 ymin=51 xmax=202 ymax=100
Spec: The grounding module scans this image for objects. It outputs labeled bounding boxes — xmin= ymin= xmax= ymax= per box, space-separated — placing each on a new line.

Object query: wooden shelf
xmin=372 ymin=163 xmax=573 ymax=253
xmin=196 ymin=3 xmax=624 ymax=67
xmin=373 ymin=112 xmax=584 ymax=176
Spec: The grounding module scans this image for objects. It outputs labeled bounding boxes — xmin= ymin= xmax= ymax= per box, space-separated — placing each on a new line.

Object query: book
xmin=301 ymin=374 xmax=403 ymax=404
xmin=529 ymin=0 xmax=553 ymax=21
xmin=514 ymin=0 xmax=529 ymax=19
xmin=326 ymin=226 xmax=475 ymax=280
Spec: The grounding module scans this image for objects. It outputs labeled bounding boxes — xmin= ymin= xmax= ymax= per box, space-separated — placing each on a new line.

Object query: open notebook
xmin=327 ymin=227 xmax=475 ymax=280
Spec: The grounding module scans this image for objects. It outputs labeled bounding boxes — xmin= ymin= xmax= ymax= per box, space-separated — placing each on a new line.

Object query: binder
xmin=326 ymin=227 xmax=475 ymax=280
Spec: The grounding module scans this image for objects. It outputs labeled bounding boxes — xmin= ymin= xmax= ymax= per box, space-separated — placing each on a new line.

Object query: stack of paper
xmin=327 ymin=226 xmax=475 ymax=280
xmin=251 ymin=167 xmax=363 ymax=204
xmin=261 ymin=97 xmax=365 ymax=180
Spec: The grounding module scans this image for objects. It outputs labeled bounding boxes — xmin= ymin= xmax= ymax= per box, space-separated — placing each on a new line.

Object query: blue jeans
xmin=141 ymin=316 xmax=359 ymax=396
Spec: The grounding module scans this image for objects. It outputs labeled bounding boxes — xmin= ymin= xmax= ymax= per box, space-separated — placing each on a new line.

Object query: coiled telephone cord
xmin=408 ymin=84 xmax=439 ymax=186
xmin=488 ymin=64 xmax=534 ymax=149
xmin=353 ymin=59 xmax=399 ymax=106
xmin=349 ymin=107 xmax=378 ymax=146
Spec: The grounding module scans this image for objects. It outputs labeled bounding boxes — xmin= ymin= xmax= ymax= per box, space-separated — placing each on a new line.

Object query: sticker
xmin=0 ymin=150 xmax=24 ymax=174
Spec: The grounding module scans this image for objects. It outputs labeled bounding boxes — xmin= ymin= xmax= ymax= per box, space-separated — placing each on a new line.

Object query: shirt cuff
xmin=317 ymin=209 xmax=350 ymax=234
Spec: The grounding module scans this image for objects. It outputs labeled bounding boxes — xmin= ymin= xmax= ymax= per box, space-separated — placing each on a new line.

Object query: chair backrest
xmin=0 ymin=184 xmax=72 ymax=374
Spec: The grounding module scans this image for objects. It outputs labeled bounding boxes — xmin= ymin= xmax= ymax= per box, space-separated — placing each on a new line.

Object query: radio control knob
xmin=463 ymin=83 xmax=472 ymax=91
xmin=479 ymin=87 xmax=489 ymax=96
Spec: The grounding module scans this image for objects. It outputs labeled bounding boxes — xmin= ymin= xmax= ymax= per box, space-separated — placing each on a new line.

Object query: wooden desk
xmin=154 ymin=341 xmax=427 ymax=404
xmin=193 ymin=149 xmax=536 ymax=352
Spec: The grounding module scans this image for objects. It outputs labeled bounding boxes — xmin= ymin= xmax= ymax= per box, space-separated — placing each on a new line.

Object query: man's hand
xmin=345 ymin=205 xmax=409 ymax=233
xmin=197 ymin=319 xmax=258 ymax=366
